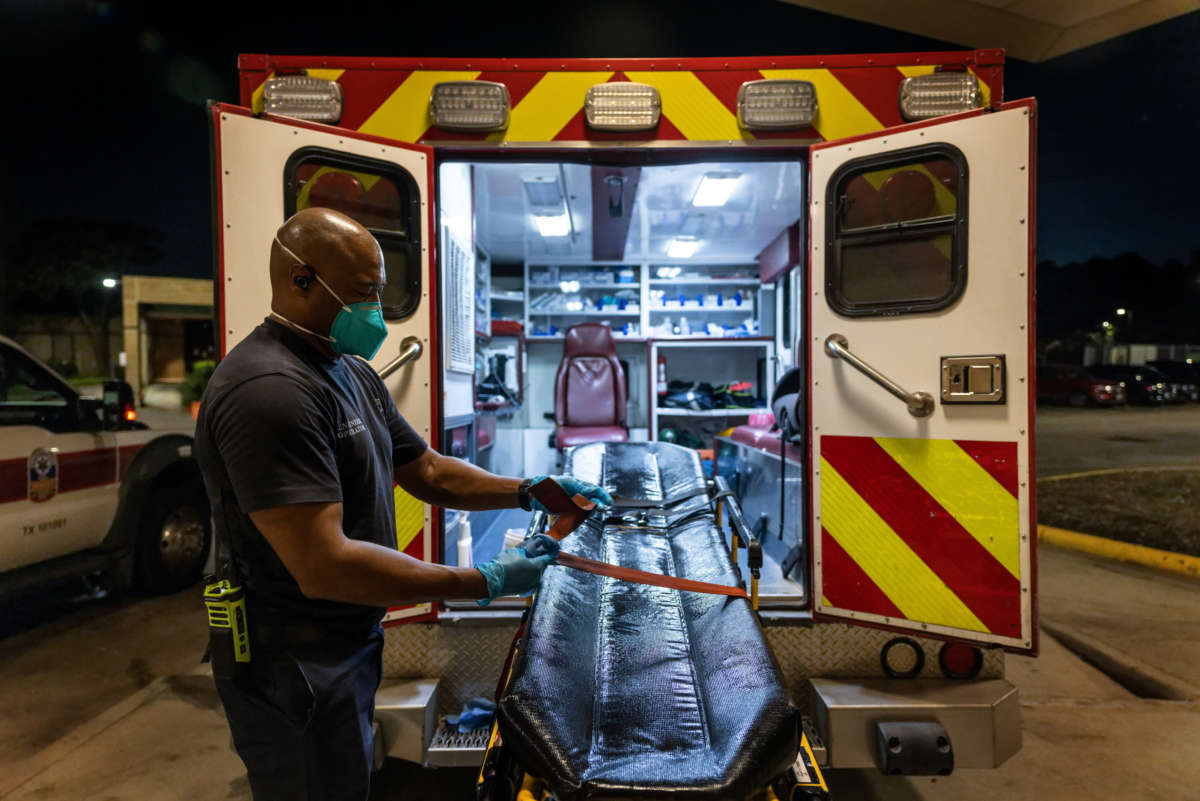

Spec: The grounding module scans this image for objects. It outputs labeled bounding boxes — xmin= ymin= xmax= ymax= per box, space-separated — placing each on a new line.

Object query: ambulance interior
xmin=435 ymin=158 xmax=808 ymax=605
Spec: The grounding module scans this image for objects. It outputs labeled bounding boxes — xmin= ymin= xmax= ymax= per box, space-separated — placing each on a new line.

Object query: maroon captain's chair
xmin=554 ymin=323 xmax=629 ymax=450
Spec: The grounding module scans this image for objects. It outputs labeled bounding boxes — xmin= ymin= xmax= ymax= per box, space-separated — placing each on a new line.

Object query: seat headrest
xmin=564 ymin=323 xmax=616 ymax=357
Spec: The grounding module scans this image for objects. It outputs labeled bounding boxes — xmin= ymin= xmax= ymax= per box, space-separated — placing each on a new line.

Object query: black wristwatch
xmin=517 ymin=477 xmax=533 ymax=511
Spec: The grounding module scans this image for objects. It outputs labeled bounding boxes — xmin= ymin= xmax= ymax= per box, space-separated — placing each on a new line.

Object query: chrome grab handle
xmin=378 ymin=336 xmax=423 ymax=379
xmin=824 ymin=333 xmax=935 ymax=418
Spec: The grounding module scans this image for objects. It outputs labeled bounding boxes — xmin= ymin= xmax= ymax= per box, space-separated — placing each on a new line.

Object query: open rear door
xmin=211 ymin=103 xmax=438 ymax=624
xmin=808 ymin=100 xmax=1036 ymax=653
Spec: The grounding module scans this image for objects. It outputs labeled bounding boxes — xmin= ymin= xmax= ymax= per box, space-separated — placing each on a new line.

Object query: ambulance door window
xmin=825 ymin=144 xmax=967 ymax=317
xmin=284 ymin=148 xmax=422 ymax=321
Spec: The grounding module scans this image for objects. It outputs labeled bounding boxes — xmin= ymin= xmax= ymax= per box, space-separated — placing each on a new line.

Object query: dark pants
xmin=214 ymin=625 xmax=384 ymax=801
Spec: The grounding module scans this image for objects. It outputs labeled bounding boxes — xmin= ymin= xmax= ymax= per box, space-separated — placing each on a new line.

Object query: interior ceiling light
xmin=737 ymin=79 xmax=817 ymax=130
xmin=667 ymin=236 xmax=701 ymax=259
xmin=430 ymin=81 xmax=510 ymax=131
xmin=691 ymin=172 xmax=742 ymax=207
xmin=523 ymin=177 xmax=563 ymax=208
xmin=585 ymin=83 xmax=661 ymax=132
xmin=898 ymin=72 xmax=982 ymax=121
xmin=533 ymin=214 xmax=571 ymax=238
xmin=263 ymin=75 xmax=343 ymax=123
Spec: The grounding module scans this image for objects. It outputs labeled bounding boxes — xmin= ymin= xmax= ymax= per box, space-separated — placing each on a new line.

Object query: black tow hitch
xmin=875 ymin=720 xmax=954 ymax=776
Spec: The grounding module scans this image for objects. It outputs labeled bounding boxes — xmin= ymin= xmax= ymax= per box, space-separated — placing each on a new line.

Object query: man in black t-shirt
xmin=195 ymin=208 xmax=611 ymax=801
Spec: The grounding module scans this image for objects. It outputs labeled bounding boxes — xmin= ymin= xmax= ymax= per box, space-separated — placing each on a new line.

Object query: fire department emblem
xmin=28 ymin=448 xmax=58 ymax=503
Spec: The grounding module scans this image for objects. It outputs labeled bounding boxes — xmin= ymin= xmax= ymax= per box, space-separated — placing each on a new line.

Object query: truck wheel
xmin=1068 ymin=392 xmax=1088 ymax=408
xmin=138 ymin=483 xmax=211 ymax=594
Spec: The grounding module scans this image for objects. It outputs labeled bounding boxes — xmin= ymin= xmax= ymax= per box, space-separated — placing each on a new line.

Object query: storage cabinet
xmin=649 ymin=339 xmax=776 ymax=444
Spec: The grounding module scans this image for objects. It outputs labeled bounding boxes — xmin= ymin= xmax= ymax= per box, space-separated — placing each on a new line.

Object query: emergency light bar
xmin=737 ymin=79 xmax=817 ymax=130
xmin=430 ymin=81 xmax=511 ymax=131
xmin=898 ymin=72 xmax=982 ymax=121
xmin=585 ymin=83 xmax=661 ymax=132
xmin=262 ymin=76 xmax=343 ymax=123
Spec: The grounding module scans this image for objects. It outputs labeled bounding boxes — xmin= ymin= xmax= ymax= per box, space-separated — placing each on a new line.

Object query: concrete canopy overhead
xmin=779 ymin=0 xmax=1198 ymax=61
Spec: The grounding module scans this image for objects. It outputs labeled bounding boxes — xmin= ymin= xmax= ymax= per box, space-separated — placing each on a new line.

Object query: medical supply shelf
xmin=647 ymin=278 xmax=761 ymax=286
xmin=529 ymin=310 xmax=640 ymax=316
xmin=517 ymin=261 xmax=764 ymax=340
xmin=656 ymin=407 xmax=767 ymax=417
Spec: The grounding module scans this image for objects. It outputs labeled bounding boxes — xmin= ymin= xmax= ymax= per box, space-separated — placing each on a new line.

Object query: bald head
xmin=270 ymin=207 xmax=382 ymax=290
xmin=268 ymin=207 xmax=387 ymax=354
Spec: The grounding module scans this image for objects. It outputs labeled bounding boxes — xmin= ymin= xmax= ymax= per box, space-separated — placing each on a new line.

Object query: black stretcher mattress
xmin=498 ymin=442 xmax=798 ymax=800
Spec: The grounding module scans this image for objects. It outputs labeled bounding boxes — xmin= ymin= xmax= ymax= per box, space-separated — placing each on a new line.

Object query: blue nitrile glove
xmin=445 ymin=697 xmax=496 ymax=733
xmin=475 ymin=533 xmax=560 ymax=606
xmin=529 ymin=475 xmax=614 ymax=512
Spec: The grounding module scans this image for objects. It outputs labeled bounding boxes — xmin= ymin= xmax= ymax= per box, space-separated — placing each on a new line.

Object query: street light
xmin=1115 ymin=307 xmax=1133 ymax=341
xmin=101 ymin=277 xmax=118 ymax=289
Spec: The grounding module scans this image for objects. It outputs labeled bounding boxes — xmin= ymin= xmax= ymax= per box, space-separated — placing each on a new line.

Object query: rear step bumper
xmin=810 ymin=677 xmax=1020 ymax=771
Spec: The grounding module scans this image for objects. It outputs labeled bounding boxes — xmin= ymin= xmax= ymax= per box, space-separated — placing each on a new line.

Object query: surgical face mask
xmin=273 ymin=237 xmax=389 ymax=360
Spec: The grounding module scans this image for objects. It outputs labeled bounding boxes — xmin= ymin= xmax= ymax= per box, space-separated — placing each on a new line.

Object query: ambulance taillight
xmin=430 ymin=81 xmax=510 ymax=131
xmin=584 ymin=82 xmax=661 ymax=131
xmin=736 ymin=79 xmax=817 ymax=130
xmin=262 ymin=75 xmax=343 ymax=123
xmin=898 ymin=71 xmax=982 ymax=121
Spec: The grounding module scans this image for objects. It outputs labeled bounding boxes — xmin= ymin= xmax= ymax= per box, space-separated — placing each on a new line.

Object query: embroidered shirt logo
xmin=336 ymin=417 xmax=367 ymax=440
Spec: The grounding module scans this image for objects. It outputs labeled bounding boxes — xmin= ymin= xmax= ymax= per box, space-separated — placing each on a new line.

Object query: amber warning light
xmin=124 ymin=406 xmax=137 ymax=422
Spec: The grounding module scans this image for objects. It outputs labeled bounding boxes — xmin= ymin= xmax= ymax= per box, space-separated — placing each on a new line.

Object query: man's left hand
xmin=529 ymin=475 xmax=613 ymax=512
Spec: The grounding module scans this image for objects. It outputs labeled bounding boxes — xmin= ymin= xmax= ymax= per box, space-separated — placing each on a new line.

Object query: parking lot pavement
xmin=0 ymin=587 xmax=208 ymax=773
xmin=134 ymin=405 xmax=196 ymax=434
xmin=1037 ymin=404 xmax=1200 ymax=476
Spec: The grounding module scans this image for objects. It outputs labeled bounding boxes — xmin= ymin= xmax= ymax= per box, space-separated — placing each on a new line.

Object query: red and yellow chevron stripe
xmin=240 ymin=53 xmax=1003 ymax=145
xmin=819 ymin=435 xmax=1021 ymax=639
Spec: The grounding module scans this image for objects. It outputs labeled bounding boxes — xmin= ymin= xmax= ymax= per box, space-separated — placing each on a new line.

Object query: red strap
xmin=530 ymin=478 xmax=746 ymax=599
xmin=530 ymin=479 xmax=595 ymax=541
xmin=557 ymin=552 xmax=748 ymax=599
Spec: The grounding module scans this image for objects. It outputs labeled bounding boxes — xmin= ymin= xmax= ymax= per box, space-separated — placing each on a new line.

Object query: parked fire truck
xmin=212 ymin=48 xmax=1035 ymax=795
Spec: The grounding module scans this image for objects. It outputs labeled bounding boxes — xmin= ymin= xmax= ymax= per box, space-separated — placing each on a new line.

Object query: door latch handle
xmin=378 ymin=336 xmax=423 ymax=379
xmin=824 ymin=333 xmax=935 ymax=418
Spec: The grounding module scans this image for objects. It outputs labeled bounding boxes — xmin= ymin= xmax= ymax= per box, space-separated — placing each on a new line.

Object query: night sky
xmin=6 ymin=1 xmax=1198 ymax=281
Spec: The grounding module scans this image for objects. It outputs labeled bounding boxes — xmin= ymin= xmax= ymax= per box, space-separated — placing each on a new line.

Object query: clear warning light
xmin=263 ymin=76 xmax=343 ymax=123
xmin=431 ymin=82 xmax=510 ymax=132
xmin=585 ymin=83 xmax=661 ymax=132
xmin=899 ymin=72 xmax=982 ymax=121
xmin=737 ymin=80 xmax=817 ymax=130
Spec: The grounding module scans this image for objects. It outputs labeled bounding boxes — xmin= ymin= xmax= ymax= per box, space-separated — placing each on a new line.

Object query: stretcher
xmin=493 ymin=442 xmax=804 ymax=800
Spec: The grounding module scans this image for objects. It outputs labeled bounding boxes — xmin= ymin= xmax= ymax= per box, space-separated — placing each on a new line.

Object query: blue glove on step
xmin=529 ymin=476 xmax=614 ymax=512
xmin=475 ymin=533 xmax=560 ymax=606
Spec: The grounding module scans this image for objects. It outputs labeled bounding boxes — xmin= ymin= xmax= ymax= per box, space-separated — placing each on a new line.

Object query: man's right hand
xmin=475 ymin=534 xmax=560 ymax=606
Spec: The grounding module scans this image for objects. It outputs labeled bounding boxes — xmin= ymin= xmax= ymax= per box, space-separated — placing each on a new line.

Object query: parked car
xmin=1036 ymin=364 xmax=1127 ymax=407
xmin=0 ymin=335 xmax=210 ymax=600
xmin=1146 ymin=360 xmax=1200 ymax=402
xmin=1085 ymin=364 xmax=1171 ymax=405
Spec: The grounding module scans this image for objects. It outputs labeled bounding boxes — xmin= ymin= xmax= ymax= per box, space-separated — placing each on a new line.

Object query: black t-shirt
xmin=195 ymin=318 xmax=427 ymax=629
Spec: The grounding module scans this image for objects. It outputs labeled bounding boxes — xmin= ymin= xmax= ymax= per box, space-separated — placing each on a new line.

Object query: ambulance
xmin=212 ymin=48 xmax=1035 ymax=795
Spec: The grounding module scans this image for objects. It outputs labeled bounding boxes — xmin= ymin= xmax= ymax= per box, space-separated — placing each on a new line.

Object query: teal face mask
xmin=309 ymin=269 xmax=389 ymax=360
xmin=272 ymin=237 xmax=389 ymax=360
